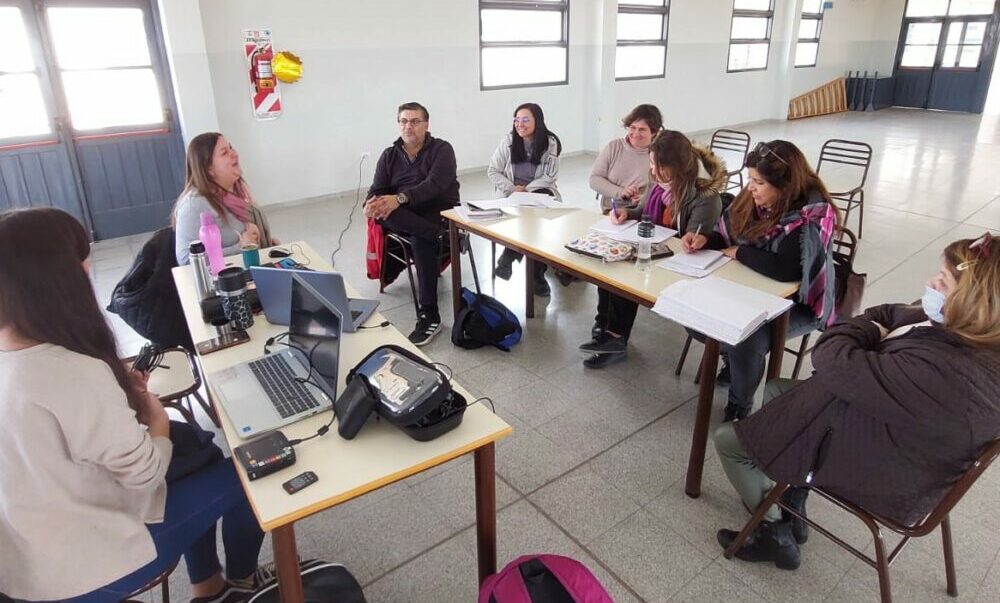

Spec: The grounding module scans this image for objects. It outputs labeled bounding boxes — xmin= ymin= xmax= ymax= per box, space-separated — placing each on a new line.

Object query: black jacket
xmin=107 ymin=227 xmax=194 ymax=351
xmin=736 ymin=304 xmax=1000 ymax=526
xmin=368 ymin=133 xmax=460 ymax=212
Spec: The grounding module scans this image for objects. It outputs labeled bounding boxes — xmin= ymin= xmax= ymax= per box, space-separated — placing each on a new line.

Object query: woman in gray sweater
xmin=173 ymin=133 xmax=279 ymax=265
xmin=487 ymin=103 xmax=562 ymax=296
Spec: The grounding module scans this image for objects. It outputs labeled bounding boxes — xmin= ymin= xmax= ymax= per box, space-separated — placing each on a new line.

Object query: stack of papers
xmin=652 ymin=276 xmax=793 ymax=345
xmin=658 ymin=249 xmax=731 ymax=277
xmin=466 ymin=192 xmax=562 ymax=211
xmin=589 ymin=219 xmax=676 ymax=244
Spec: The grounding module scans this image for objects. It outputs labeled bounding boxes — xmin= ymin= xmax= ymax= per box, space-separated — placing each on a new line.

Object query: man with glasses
xmin=364 ymin=102 xmax=460 ymax=345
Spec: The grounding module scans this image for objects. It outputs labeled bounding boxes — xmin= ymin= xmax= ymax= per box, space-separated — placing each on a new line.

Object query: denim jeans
xmin=41 ymin=460 xmax=264 ymax=603
xmin=690 ymin=304 xmax=818 ymax=412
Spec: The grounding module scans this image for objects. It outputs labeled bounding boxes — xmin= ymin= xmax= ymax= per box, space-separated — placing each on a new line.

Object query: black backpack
xmin=247 ymin=560 xmax=366 ymax=603
xmin=451 ymin=253 xmax=522 ymax=352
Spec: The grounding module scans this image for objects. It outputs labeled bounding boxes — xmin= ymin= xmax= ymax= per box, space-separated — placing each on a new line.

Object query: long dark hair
xmin=510 ymin=103 xmax=561 ymax=164
xmin=649 ymin=130 xmax=699 ymax=205
xmin=0 ymin=208 xmax=144 ymax=410
xmin=172 ymin=132 xmax=253 ymax=226
xmin=729 ymin=139 xmax=836 ymax=241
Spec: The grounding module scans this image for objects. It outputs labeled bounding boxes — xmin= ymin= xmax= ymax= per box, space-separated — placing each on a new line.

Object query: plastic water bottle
xmin=636 ymin=217 xmax=653 ymax=273
xmin=199 ymin=212 xmax=225 ymax=276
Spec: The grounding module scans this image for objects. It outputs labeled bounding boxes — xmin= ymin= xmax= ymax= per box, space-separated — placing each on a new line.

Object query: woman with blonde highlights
xmin=713 ymin=233 xmax=1000 ymax=571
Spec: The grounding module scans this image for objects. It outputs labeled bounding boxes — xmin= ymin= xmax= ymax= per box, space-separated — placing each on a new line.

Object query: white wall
xmin=157 ymin=0 xmax=908 ymax=207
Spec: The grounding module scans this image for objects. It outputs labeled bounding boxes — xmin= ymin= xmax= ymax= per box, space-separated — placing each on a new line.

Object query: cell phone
xmin=283 ymin=471 xmax=318 ymax=494
xmin=195 ymin=329 xmax=251 ymax=355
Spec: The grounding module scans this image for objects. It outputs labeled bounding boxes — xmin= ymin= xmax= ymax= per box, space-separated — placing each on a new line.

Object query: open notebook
xmin=652 ymin=276 xmax=793 ymax=345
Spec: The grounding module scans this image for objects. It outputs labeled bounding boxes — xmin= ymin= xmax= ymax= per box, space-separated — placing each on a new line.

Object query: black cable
xmin=472 ymin=396 xmax=496 ymax=413
xmin=289 ymin=243 xmax=310 ymax=266
xmin=330 ymin=155 xmax=368 ymax=269
xmin=357 ymin=320 xmax=391 ymax=329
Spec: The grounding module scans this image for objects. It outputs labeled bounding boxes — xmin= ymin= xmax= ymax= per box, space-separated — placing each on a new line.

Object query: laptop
xmin=212 ymin=274 xmax=341 ymax=438
xmin=250 ymin=266 xmax=379 ymax=332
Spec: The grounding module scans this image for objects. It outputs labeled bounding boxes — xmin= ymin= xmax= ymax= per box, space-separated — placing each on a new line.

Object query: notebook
xmin=589 ymin=219 xmax=676 ymax=244
xmin=658 ymin=250 xmax=731 ymax=278
xmin=652 ymin=276 xmax=793 ymax=345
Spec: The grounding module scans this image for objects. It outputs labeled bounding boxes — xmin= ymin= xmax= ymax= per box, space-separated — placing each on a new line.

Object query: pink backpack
xmin=479 ymin=554 xmax=614 ymax=603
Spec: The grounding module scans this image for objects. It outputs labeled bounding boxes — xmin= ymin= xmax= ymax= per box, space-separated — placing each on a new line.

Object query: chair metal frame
xmin=382 ymin=229 xmax=475 ymax=316
xmin=121 ymin=558 xmax=179 ymax=603
xmin=723 ymin=438 xmax=1000 ymax=603
xmin=816 ymin=139 xmax=873 ymax=238
xmin=125 ymin=347 xmax=217 ymax=427
xmin=710 ymin=129 xmax=752 ymax=193
xmin=785 ymin=226 xmax=860 ymax=379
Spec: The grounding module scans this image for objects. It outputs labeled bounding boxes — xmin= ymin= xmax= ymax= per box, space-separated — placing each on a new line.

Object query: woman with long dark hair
xmin=581 ymin=130 xmax=726 ymax=368
xmin=684 ymin=140 xmax=839 ymax=421
xmin=488 ymin=102 xmax=562 ymax=296
xmin=173 ymin=132 xmax=280 ymax=265
xmin=0 ymin=208 xmax=264 ymax=603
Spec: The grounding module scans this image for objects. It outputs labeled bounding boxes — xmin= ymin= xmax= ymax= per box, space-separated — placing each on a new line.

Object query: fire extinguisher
xmin=250 ymin=45 xmax=276 ymax=92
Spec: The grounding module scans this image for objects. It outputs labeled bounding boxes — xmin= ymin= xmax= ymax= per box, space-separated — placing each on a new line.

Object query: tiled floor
xmin=97 ymin=109 xmax=1000 ymax=602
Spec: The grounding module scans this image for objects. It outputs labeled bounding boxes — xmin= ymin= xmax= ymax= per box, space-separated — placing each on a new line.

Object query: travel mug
xmin=241 ymin=243 xmax=260 ymax=269
xmin=217 ymin=267 xmax=255 ymax=330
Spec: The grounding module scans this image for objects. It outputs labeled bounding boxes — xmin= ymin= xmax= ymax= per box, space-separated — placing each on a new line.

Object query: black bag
xmin=833 ymin=245 xmax=866 ymax=321
xmin=247 ymin=560 xmax=366 ymax=603
xmin=106 ymin=227 xmax=194 ymax=350
xmin=451 ymin=251 xmax=521 ymax=352
xmin=166 ymin=420 xmax=224 ymax=483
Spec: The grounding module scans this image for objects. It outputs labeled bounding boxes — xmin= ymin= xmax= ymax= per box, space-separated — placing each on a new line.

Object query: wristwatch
xmin=396 ymin=192 xmax=409 ymax=206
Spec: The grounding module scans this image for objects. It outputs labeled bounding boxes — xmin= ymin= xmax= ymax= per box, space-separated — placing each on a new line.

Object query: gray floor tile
xmin=529 ymin=465 xmax=641 ymax=544
xmin=588 ymin=510 xmax=714 ymax=603
xmin=669 ymin=561 xmax=769 ymax=603
xmin=409 ymin=457 xmax=520 ymax=533
xmin=458 ymin=499 xmax=581 ymax=565
xmin=362 ymin=537 xmax=480 ymax=602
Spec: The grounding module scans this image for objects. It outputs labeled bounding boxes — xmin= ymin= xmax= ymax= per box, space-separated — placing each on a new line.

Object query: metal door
xmin=893 ymin=0 xmax=1000 ymax=113
xmin=0 ymin=0 xmax=184 ymax=240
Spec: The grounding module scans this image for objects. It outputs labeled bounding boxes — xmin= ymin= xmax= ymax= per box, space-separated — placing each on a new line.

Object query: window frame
xmin=794 ymin=4 xmax=825 ymax=68
xmin=478 ymin=0 xmax=570 ymax=91
xmin=727 ymin=0 xmax=775 ymax=73
xmin=615 ymin=0 xmax=670 ymax=81
xmin=895 ymin=0 xmax=996 ymax=72
xmin=0 ymin=3 xmax=57 ymax=144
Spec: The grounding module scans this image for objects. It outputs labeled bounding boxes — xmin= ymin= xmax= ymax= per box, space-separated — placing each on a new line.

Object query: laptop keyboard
xmin=248 ymin=354 xmax=322 ymax=419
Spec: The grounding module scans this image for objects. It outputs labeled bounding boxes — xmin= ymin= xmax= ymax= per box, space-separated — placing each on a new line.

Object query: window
xmin=615 ymin=1 xmax=670 ymax=80
xmin=795 ymin=0 xmax=824 ymax=67
xmin=479 ymin=0 xmax=569 ymax=90
xmin=0 ymin=7 xmax=51 ymax=139
xmin=728 ymin=0 xmax=774 ymax=72
xmin=898 ymin=0 xmax=993 ymax=69
xmin=46 ymin=7 xmax=164 ymax=130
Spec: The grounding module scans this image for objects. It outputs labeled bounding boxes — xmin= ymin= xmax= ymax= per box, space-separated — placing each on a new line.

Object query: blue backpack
xmin=451 ymin=255 xmax=522 ymax=352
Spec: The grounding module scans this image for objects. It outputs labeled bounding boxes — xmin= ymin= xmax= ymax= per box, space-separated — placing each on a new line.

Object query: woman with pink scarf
xmin=173 ymin=133 xmax=279 ymax=265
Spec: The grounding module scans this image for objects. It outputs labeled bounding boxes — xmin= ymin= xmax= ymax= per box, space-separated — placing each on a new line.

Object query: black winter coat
xmin=107 ymin=227 xmax=194 ymax=351
xmin=736 ymin=304 xmax=1000 ymax=526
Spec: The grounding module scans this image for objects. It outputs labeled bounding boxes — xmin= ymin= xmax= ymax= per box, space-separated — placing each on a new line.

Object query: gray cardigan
xmin=173 ymin=189 xmax=245 ymax=265
xmin=487 ymin=132 xmax=561 ymax=200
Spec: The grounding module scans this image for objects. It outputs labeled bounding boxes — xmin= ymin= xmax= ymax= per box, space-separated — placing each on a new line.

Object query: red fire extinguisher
xmin=250 ymin=45 xmax=276 ymax=93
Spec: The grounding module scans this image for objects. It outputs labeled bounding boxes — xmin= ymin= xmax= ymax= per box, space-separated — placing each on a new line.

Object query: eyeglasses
xmin=754 ymin=142 xmax=789 ymax=167
xmin=513 ymin=117 xmax=532 ymax=124
xmin=398 ymin=118 xmax=426 ymax=126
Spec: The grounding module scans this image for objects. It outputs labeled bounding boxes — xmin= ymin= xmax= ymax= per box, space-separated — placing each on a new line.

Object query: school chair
xmin=816 ymin=139 xmax=873 ymax=238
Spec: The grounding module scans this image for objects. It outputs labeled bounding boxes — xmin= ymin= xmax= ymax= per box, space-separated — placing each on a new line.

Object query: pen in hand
xmin=683 ymin=224 xmax=702 ymax=254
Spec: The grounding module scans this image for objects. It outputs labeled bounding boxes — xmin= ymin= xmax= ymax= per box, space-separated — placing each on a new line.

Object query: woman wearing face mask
xmin=488 ymin=103 xmax=562 ymax=296
xmin=580 ymin=130 xmax=726 ymax=368
xmin=713 ymin=233 xmax=1000 ymax=571
xmin=590 ymin=104 xmax=663 ymax=214
xmin=173 ymin=133 xmax=280 ymax=265
xmin=684 ymin=140 xmax=839 ymax=421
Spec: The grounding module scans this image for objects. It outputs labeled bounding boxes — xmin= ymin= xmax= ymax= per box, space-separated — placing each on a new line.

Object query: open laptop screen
xmin=289 ymin=274 xmax=341 ymax=396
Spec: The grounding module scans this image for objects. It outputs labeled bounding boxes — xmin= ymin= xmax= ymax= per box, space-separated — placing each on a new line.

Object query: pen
xmin=610 ymin=198 xmax=618 ymax=218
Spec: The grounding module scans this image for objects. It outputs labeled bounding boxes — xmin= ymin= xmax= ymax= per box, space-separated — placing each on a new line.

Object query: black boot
xmin=495 ymin=249 xmax=517 ymax=280
xmin=723 ymin=402 xmax=750 ymax=422
xmin=781 ymin=487 xmax=810 ymax=544
xmin=717 ymin=520 xmax=801 ymax=570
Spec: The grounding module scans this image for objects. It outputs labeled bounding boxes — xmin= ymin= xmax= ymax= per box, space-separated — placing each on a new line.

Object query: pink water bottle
xmin=198 ymin=212 xmax=225 ymax=276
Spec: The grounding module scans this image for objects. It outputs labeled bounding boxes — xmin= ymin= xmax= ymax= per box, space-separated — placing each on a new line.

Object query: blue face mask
xmin=921 ymin=286 xmax=947 ymax=323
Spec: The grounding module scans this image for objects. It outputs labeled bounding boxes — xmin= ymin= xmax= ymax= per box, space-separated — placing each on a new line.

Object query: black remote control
xmin=282 ymin=471 xmax=318 ymax=494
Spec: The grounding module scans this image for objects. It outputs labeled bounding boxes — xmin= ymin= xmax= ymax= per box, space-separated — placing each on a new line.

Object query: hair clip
xmin=956 ymin=259 xmax=979 ymax=272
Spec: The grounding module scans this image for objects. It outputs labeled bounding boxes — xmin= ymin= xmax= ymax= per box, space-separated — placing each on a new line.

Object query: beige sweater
xmin=0 ymin=344 xmax=172 ymax=600
xmin=588 ymin=137 xmax=652 ymax=212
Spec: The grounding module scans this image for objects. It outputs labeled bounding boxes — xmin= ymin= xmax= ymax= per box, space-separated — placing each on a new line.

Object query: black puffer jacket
xmin=107 ymin=227 xmax=193 ymax=350
xmin=736 ymin=304 xmax=1000 ymax=526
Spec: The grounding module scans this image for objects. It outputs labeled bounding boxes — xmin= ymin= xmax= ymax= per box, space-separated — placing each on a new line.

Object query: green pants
xmin=714 ymin=378 xmax=802 ymax=522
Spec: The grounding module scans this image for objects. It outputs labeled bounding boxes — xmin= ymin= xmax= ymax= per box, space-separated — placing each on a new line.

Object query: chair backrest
xmin=710 ymin=129 xmax=751 ymax=168
xmin=816 ymin=139 xmax=873 ymax=189
xmin=832 ymin=226 xmax=859 ymax=269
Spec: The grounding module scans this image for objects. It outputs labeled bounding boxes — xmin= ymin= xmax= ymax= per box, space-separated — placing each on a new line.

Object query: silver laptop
xmin=212 ymin=274 xmax=341 ymax=439
xmin=250 ymin=266 xmax=379 ymax=332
